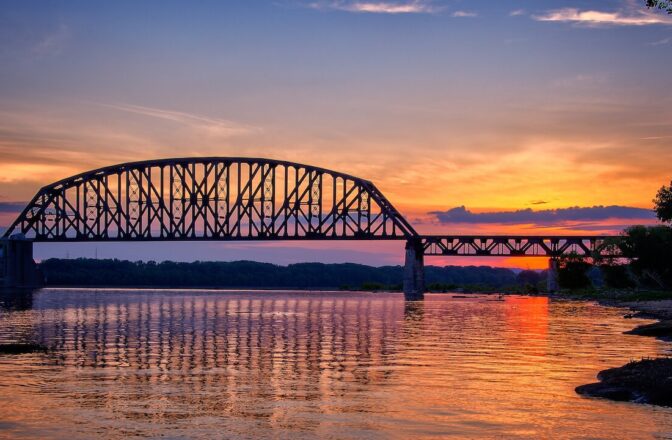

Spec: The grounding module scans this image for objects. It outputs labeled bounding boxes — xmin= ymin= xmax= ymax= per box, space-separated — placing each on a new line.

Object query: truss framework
xmin=420 ymin=236 xmax=610 ymax=257
xmin=3 ymin=158 xmax=417 ymax=242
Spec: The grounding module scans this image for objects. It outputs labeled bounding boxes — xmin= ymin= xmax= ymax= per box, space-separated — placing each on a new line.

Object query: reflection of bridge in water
xmin=0 ymin=290 xmax=416 ymax=432
xmin=25 ymin=291 xmax=410 ymax=424
xmin=0 ymin=158 xmax=613 ymax=298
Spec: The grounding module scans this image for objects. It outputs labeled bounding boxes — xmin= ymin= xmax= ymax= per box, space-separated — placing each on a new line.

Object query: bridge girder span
xmin=3 ymin=157 xmax=416 ymax=242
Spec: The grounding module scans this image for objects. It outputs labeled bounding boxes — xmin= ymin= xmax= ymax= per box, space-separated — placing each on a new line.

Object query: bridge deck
xmin=420 ymin=235 xmax=613 ymax=257
xmin=15 ymin=234 xmax=615 ymax=258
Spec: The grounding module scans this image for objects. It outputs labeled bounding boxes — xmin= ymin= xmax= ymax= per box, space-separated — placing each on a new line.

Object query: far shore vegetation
xmin=38 ymin=258 xmax=535 ymax=293
xmin=554 ymin=180 xmax=672 ymax=298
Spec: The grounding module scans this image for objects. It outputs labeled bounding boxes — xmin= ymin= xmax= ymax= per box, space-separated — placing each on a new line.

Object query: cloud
xmin=648 ymin=36 xmax=672 ymax=45
xmin=452 ymin=11 xmax=477 ymax=18
xmin=99 ymin=103 xmax=259 ymax=138
xmin=0 ymin=201 xmax=26 ymax=213
xmin=533 ymin=7 xmax=672 ymax=26
xmin=641 ymin=135 xmax=672 ymax=140
xmin=509 ymin=9 xmax=526 ymax=17
xmin=32 ymin=23 xmax=71 ymax=56
xmin=308 ymin=1 xmax=438 ymax=14
xmin=0 ymin=101 xmax=259 ymax=195
xmin=430 ymin=205 xmax=656 ymax=225
xmin=552 ymin=73 xmax=608 ymax=88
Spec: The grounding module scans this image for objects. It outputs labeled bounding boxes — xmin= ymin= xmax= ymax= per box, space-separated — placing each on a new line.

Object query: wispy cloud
xmin=552 ymin=73 xmax=608 ymax=88
xmin=648 ymin=36 xmax=672 ymax=45
xmin=100 ymin=103 xmax=259 ymax=138
xmin=0 ymin=201 xmax=27 ymax=213
xmin=431 ymin=205 xmax=656 ymax=225
xmin=308 ymin=1 xmax=438 ymax=14
xmin=533 ymin=7 xmax=672 ymax=26
xmin=32 ymin=23 xmax=71 ymax=56
xmin=509 ymin=9 xmax=526 ymax=17
xmin=0 ymin=102 xmax=256 ymax=190
xmin=641 ymin=135 xmax=672 ymax=140
xmin=452 ymin=10 xmax=477 ymax=18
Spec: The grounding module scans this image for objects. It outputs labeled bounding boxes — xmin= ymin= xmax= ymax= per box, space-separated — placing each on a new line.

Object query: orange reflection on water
xmin=505 ymin=295 xmax=549 ymax=342
xmin=0 ymin=290 xmax=671 ymax=439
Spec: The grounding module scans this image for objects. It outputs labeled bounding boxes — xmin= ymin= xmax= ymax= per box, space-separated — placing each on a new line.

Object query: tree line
xmin=557 ymin=181 xmax=672 ymax=290
xmin=39 ymin=258 xmax=537 ymax=292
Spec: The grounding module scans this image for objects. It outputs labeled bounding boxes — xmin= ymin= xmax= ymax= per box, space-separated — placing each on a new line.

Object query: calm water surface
xmin=1 ymin=289 xmax=671 ymax=439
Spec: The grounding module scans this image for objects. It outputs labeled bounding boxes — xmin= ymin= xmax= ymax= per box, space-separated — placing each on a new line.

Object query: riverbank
xmin=622 ymin=300 xmax=672 ymax=320
xmin=574 ymin=293 xmax=672 ymax=407
xmin=576 ymin=359 xmax=672 ymax=406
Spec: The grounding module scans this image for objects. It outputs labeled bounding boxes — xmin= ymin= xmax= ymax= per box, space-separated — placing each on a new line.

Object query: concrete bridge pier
xmin=1 ymin=235 xmax=41 ymax=289
xmin=547 ymin=258 xmax=559 ymax=293
xmin=403 ymin=238 xmax=425 ymax=301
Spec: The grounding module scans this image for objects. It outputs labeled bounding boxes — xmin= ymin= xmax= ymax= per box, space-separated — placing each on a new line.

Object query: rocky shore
xmin=576 ymin=358 xmax=672 ymax=406
xmin=576 ymin=299 xmax=672 ymax=407
xmin=625 ymin=320 xmax=672 ymax=341
xmin=621 ymin=299 xmax=672 ymax=321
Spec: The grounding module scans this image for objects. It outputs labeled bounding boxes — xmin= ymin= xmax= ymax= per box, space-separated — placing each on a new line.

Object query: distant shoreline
xmin=38 ymin=285 xmax=396 ymax=292
xmin=38 ymin=257 xmax=536 ymax=293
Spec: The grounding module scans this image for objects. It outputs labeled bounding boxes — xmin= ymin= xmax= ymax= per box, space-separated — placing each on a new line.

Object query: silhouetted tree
xmin=600 ymin=264 xmax=635 ymax=289
xmin=557 ymin=253 xmax=592 ymax=289
xmin=516 ymin=270 xmax=541 ymax=286
xmin=591 ymin=181 xmax=672 ymax=291
xmin=618 ymin=225 xmax=672 ymax=289
xmin=654 ymin=180 xmax=672 ymax=223
xmin=647 ymin=0 xmax=672 ymax=14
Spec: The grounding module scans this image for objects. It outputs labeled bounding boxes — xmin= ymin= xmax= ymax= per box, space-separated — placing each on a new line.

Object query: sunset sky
xmin=1 ymin=0 xmax=670 ymax=267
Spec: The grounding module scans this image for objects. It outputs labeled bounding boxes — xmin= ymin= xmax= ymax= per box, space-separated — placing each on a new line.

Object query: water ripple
xmin=0 ymin=290 xmax=671 ymax=439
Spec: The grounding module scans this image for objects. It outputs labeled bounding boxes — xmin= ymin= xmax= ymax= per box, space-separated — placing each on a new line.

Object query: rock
xmin=625 ymin=320 xmax=672 ymax=338
xmin=624 ymin=311 xmax=658 ymax=319
xmin=576 ymin=358 xmax=672 ymax=407
xmin=575 ymin=383 xmax=636 ymax=401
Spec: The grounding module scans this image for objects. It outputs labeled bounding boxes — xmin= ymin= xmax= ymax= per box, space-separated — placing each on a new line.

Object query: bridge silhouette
xmin=1 ymin=157 xmax=611 ymax=299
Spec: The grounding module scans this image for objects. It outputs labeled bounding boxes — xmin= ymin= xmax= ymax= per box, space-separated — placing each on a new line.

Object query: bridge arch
xmin=3 ymin=157 xmax=417 ymax=242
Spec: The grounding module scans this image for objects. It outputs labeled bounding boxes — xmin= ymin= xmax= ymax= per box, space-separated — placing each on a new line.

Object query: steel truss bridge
xmin=1 ymin=157 xmax=613 ymax=298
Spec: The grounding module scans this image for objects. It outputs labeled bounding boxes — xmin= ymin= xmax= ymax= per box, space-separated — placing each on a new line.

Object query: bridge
xmin=0 ymin=157 xmax=612 ymax=299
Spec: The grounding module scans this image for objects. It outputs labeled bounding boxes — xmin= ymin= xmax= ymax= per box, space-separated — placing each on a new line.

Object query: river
xmin=0 ymin=289 xmax=671 ymax=439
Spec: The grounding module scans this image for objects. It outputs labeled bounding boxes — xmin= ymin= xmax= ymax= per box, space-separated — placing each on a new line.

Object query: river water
xmin=0 ymin=289 xmax=671 ymax=439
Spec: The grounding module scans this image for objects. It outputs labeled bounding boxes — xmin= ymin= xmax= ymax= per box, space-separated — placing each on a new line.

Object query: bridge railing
xmin=420 ymin=235 xmax=617 ymax=257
